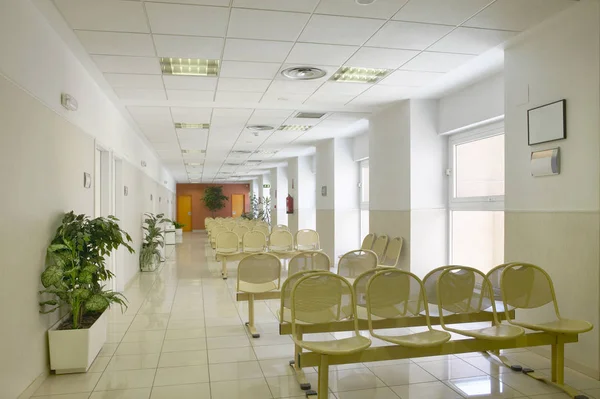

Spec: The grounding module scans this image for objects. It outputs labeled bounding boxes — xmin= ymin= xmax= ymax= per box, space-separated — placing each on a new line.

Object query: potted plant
xmin=201 ymin=186 xmax=228 ymax=217
xmin=173 ymin=221 xmax=185 ymax=236
xmin=140 ymin=213 xmax=170 ymax=271
xmin=39 ymin=212 xmax=134 ymax=374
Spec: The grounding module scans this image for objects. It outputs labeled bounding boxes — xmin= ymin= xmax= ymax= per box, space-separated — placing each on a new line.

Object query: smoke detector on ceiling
xmin=281 ymin=66 xmax=327 ymax=80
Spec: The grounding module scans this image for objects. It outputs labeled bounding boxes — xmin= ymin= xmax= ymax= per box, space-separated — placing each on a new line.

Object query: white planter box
xmin=175 ymin=228 xmax=183 ymax=236
xmin=48 ymin=310 xmax=108 ymax=374
xmin=141 ymin=254 xmax=159 ymax=272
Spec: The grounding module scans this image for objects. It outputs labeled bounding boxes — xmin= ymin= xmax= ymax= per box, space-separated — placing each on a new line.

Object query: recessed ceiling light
xmin=186 ymin=162 xmax=203 ymax=166
xmin=356 ymin=0 xmax=377 ymax=4
xmin=175 ymin=123 xmax=210 ymax=129
xmin=254 ymin=149 xmax=278 ymax=155
xmin=244 ymin=160 xmax=263 ymax=165
xmin=218 ymin=172 xmax=233 ymax=175
xmin=295 ymin=112 xmax=326 ymax=119
xmin=282 ymin=66 xmax=327 ymax=80
xmin=330 ymin=66 xmax=391 ymax=84
xmin=160 ymin=58 xmax=219 ymax=77
xmin=247 ymin=125 xmax=274 ymax=131
xmin=278 ymin=125 xmax=311 ymax=131
xmin=225 ymin=162 xmax=243 ymax=166
xmin=182 ymin=149 xmax=206 ymax=154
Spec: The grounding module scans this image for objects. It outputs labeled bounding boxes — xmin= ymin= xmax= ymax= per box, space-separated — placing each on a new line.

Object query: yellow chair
xmin=485 ymin=263 xmax=519 ymax=313
xmin=352 ymin=268 xmax=384 ymax=320
xmin=237 ymin=253 xmax=281 ymax=338
xmin=379 ymin=237 xmax=403 ymax=267
xmin=279 ymin=270 xmax=318 ymax=324
xmin=360 ymin=233 xmax=376 ymax=250
xmin=242 ymin=231 xmax=267 ymax=253
xmin=289 ymin=251 xmax=330 ymax=276
xmin=233 ymin=225 xmax=250 ymax=243
xmin=273 ymin=224 xmax=290 ymax=232
xmin=290 ymin=272 xmax=371 ymax=399
xmin=209 ymin=225 xmax=228 ymax=250
xmin=215 ymin=231 xmax=240 ymax=279
xmin=366 ymin=269 xmax=451 ymax=347
xmin=269 ymin=230 xmax=294 ymax=252
xmin=436 ymin=266 xmax=524 ymax=340
xmin=295 ymin=229 xmax=320 ymax=250
xmin=370 ymin=234 xmax=389 ymax=262
xmin=422 ymin=265 xmax=458 ymax=317
xmin=253 ymin=224 xmax=270 ymax=239
xmin=337 ymin=249 xmax=378 ymax=282
xmin=224 ymin=220 xmax=236 ymax=231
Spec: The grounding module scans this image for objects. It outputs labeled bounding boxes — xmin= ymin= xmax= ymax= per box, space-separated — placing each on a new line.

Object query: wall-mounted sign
xmin=531 ymin=147 xmax=560 ymax=177
xmin=83 ymin=172 xmax=91 ymax=189
xmin=124 ymin=186 xmax=129 ymax=196
xmin=263 ymin=184 xmax=271 ymax=188
xmin=321 ymin=186 xmax=327 ymax=196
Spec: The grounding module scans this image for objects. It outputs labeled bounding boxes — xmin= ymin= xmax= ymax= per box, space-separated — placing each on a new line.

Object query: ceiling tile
xmin=216 ymin=92 xmax=265 ymax=102
xmin=315 ymin=0 xmax=408 ymax=19
xmin=393 ymin=0 xmax=493 ymax=25
xmin=154 ymin=142 xmax=181 ymax=151
xmin=261 ymin=92 xmax=311 ymax=103
xmin=212 ymin=108 xmax=254 ymax=118
xmin=463 ymin=0 xmax=575 ymax=31
xmin=128 ymin=106 xmax=173 ymax=123
xmin=227 ymin=9 xmax=310 ymax=41
xmin=380 ymin=70 xmax=444 ymax=86
xmin=218 ymin=78 xmax=271 ymax=92
xmin=299 ymin=15 xmax=385 ymax=46
xmin=146 ymin=3 xmax=229 ymax=36
xmin=177 ymin=129 xmax=209 ymax=141
xmin=359 ymin=84 xmax=416 ymax=99
xmin=429 ymin=27 xmax=516 ymax=54
xmin=163 ymin=76 xmax=218 ymax=91
xmin=114 ymin=88 xmax=167 ymax=100
xmin=275 ymin=64 xmax=338 ymax=81
xmin=76 ymin=31 xmax=155 ymax=56
xmin=268 ymin=80 xmax=323 ymax=94
xmin=55 ymin=0 xmax=149 ymax=33
xmin=166 ymin=90 xmax=215 ymax=101
xmin=285 ymin=43 xmax=358 ymax=66
xmin=251 ymin=109 xmax=294 ymax=119
xmin=92 ymin=55 xmax=161 ymax=74
xmin=305 ymin=93 xmax=357 ymax=106
xmin=223 ymin=39 xmax=294 ymax=63
xmin=152 ymin=0 xmax=231 ymax=5
xmin=171 ymin=107 xmax=213 ymax=122
xmin=401 ymin=52 xmax=476 ymax=72
xmin=153 ymin=35 xmax=224 ymax=59
xmin=104 ymin=73 xmax=164 ymax=89
xmin=232 ymin=0 xmax=319 ymax=12
xmin=220 ymin=61 xmax=281 ymax=79
xmin=346 ymin=47 xmax=418 ymax=69
xmin=366 ymin=21 xmax=453 ymax=50
xmin=313 ymin=82 xmax=371 ymax=96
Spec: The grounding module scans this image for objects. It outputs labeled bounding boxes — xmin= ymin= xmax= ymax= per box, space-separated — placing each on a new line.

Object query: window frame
xmin=359 ymin=159 xmax=370 ymax=210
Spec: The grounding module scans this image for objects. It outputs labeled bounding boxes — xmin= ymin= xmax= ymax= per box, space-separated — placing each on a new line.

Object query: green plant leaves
xmin=85 ymin=294 xmax=110 ymax=312
xmin=41 ymin=266 xmax=63 ymax=288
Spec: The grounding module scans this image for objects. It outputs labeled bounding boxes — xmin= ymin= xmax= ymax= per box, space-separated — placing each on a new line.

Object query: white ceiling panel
xmin=463 ymin=0 xmax=575 ymax=31
xmin=152 ymin=0 xmax=231 ymax=5
xmin=55 ymin=0 xmax=149 ymax=33
xmin=232 ymin=0 xmax=320 ymax=13
xmin=299 ymin=15 xmax=385 ymax=46
xmin=171 ymin=107 xmax=213 ymax=122
xmin=212 ymin=108 xmax=254 ymax=119
xmin=146 ymin=3 xmax=229 ymax=36
xmin=261 ymin=92 xmax=311 ymax=103
xmin=153 ymin=35 xmax=224 ymax=59
xmin=76 ymin=31 xmax=155 ymax=56
xmin=381 ymin=70 xmax=444 ymax=86
xmin=166 ymin=90 xmax=215 ymax=101
xmin=284 ymin=117 xmax=323 ymax=126
xmin=217 ymin=78 xmax=271 ymax=92
xmin=327 ymin=112 xmax=369 ymax=122
xmin=346 ymin=47 xmax=418 ymax=69
xmin=104 ymin=73 xmax=164 ymax=89
xmin=429 ymin=27 xmax=517 ymax=54
xmin=401 ymin=52 xmax=476 ymax=73
xmin=179 ymin=139 xmax=208 ymax=150
xmin=153 ymin=142 xmax=181 ymax=151
xmin=223 ymin=39 xmax=294 ymax=63
xmin=128 ymin=106 xmax=173 ymax=123
xmin=313 ymin=82 xmax=371 ymax=96
xmin=227 ymin=9 xmax=310 ymax=41
xmin=92 ymin=55 xmax=161 ymax=74
xmin=393 ymin=0 xmax=494 ymax=26
xmin=366 ymin=21 xmax=454 ymax=50
xmin=216 ymin=92 xmax=265 ymax=102
xmin=114 ymin=88 xmax=167 ymax=100
xmin=251 ymin=109 xmax=294 ymax=119
xmin=139 ymin=124 xmax=176 ymax=137
xmin=163 ymin=76 xmax=218 ymax=91
xmin=177 ymin=129 xmax=209 ymax=141
xmin=267 ymin=80 xmax=324 ymax=94
xmin=220 ymin=61 xmax=281 ymax=79
xmin=358 ymin=84 xmax=416 ymax=100
xmin=315 ymin=0 xmax=408 ymax=19
xmin=285 ymin=43 xmax=358 ymax=66
xmin=305 ymin=93 xmax=356 ymax=105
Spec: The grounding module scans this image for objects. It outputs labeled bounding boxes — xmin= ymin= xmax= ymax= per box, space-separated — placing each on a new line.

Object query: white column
xmin=270 ymin=166 xmax=288 ymax=226
xmin=334 ymin=138 xmax=360 ymax=260
xmin=316 ymin=140 xmax=335 ymax=260
xmin=288 ymin=156 xmax=316 ymax=234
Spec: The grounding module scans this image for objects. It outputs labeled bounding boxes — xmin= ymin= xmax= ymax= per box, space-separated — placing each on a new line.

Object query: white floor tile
xmin=106 ymin=354 xmax=160 ymax=371
xmin=161 ymin=338 xmax=206 ymax=352
xmin=121 ymin=330 xmax=166 ymax=343
xmin=418 ymin=358 xmax=487 ymax=380
xmin=208 ymin=347 xmax=257 ymax=363
xmin=207 ymin=335 xmax=251 ymax=349
xmin=253 ymin=344 xmax=294 ymax=360
xmin=115 ymin=341 xmax=163 ymax=355
xmin=153 ymin=365 xmax=210 ymax=386
xmin=446 ymin=375 xmax=524 ymax=398
xmin=369 ymin=363 xmax=437 ymax=386
xmin=334 ymin=387 xmax=400 ymax=399
xmin=209 ymin=361 xmax=265 ymax=381
xmin=164 ymin=328 xmax=205 ymax=340
xmin=391 ymin=381 xmax=463 ymax=398
xmin=211 ymin=378 xmax=274 ymax=399
xmin=33 ymin=373 xmax=102 ymax=396
xmin=31 ymin=394 xmax=91 ymax=399
xmin=149 ymin=383 xmax=211 ymax=399
xmin=89 ymin=388 xmax=151 ymax=399
xmin=94 ymin=369 xmax=155 ymax=391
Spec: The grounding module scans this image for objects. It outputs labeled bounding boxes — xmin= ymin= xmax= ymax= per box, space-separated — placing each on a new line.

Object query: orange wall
xmin=176 ymin=183 xmax=251 ymax=230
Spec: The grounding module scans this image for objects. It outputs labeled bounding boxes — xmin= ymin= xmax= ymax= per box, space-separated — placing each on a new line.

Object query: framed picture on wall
xmin=527 ymin=99 xmax=567 ymax=145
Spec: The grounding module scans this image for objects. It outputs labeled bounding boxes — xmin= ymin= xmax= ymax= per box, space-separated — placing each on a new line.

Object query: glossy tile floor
xmin=31 ymin=233 xmax=600 ymax=399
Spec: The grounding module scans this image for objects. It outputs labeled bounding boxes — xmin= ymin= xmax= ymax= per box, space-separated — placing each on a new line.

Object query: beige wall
xmin=370 ymin=211 xmax=411 ymax=270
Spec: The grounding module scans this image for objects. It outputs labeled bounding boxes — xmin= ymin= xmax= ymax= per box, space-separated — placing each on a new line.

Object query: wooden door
xmin=177 ymin=195 xmax=192 ymax=231
xmin=231 ymin=194 xmax=244 ymax=218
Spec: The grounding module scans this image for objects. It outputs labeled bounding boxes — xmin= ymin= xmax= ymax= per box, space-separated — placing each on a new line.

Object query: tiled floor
xmin=31 ymin=233 xmax=599 ymax=399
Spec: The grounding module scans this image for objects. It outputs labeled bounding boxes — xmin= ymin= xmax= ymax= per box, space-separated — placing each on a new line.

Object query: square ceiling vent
xmin=294 ymin=112 xmax=326 ymax=119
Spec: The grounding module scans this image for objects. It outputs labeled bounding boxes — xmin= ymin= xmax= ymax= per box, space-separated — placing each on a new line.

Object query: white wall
xmin=298 ymin=156 xmax=316 ymax=231
xmin=334 ymin=138 xmax=360 ymax=259
xmin=316 ymin=140 xmax=336 ymax=211
xmin=287 ymin=159 xmax=299 ymax=233
xmin=352 ymin=133 xmax=369 ymax=162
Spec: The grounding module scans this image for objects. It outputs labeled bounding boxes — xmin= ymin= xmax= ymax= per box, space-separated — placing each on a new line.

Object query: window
xmin=359 ymin=160 xmax=369 ymax=240
xmin=449 ymin=124 xmax=504 ymax=273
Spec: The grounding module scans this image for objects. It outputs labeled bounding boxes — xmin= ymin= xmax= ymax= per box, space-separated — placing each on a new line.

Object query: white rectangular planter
xmin=175 ymin=228 xmax=183 ymax=237
xmin=48 ymin=310 xmax=108 ymax=374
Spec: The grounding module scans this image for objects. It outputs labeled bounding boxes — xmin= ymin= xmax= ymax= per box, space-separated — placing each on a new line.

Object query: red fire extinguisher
xmin=286 ymin=194 xmax=294 ymax=214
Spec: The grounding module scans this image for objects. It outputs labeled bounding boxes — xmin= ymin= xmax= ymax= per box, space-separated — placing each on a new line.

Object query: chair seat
xmin=216 ymin=248 xmax=239 ymax=254
xmin=238 ymin=281 xmax=278 ymax=293
xmin=374 ymin=329 xmax=451 ymax=348
xmin=294 ymin=335 xmax=371 ymax=355
xmin=447 ymin=324 xmax=524 ymax=340
xmin=297 ymin=245 xmax=321 ymax=251
xmin=356 ymin=306 xmax=384 ymax=321
xmin=243 ymin=247 xmax=265 ymax=253
xmin=512 ymin=318 xmax=593 ymax=334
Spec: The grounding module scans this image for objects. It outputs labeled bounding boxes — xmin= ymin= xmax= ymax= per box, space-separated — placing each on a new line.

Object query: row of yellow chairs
xmin=360 ymin=233 xmax=403 ymax=267
xmin=215 ymin=229 xmax=321 ymax=254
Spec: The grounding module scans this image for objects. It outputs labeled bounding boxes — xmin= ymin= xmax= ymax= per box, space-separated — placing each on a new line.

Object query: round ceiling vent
xmin=356 ymin=0 xmax=377 ymax=4
xmin=247 ymin=125 xmax=274 ymax=131
xmin=281 ymin=66 xmax=327 ymax=80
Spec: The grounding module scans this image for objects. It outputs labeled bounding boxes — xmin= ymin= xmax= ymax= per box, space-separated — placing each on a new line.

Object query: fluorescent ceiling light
xmin=278 ymin=125 xmax=311 ymax=131
xmin=247 ymin=125 xmax=274 ymax=131
xmin=254 ymin=149 xmax=278 ymax=155
xmin=182 ymin=149 xmax=206 ymax=154
xmin=160 ymin=58 xmax=219 ymax=77
xmin=186 ymin=162 xmax=203 ymax=166
xmin=230 ymin=150 xmax=253 ymax=154
xmin=175 ymin=123 xmax=210 ymax=129
xmin=330 ymin=66 xmax=391 ymax=83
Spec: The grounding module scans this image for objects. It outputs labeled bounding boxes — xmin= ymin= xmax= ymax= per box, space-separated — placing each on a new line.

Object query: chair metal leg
xmin=221 ymin=256 xmax=228 ymax=279
xmin=552 ymin=335 xmax=565 ymax=385
xmin=291 ymin=331 xmax=312 ymax=391
xmin=245 ymin=294 xmax=260 ymax=338
xmin=317 ymin=355 xmax=329 ymax=399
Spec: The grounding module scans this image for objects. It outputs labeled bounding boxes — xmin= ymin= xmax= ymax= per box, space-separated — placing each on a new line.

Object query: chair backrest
xmin=500 ymin=263 xmax=557 ymax=314
xmin=295 ymin=229 xmax=320 ymax=250
xmin=280 ymin=270 xmax=318 ymax=321
xmin=210 ymin=226 xmax=228 ymax=242
xmin=338 ymin=250 xmax=378 ymax=278
xmin=486 ymin=263 xmax=519 ymax=305
xmin=269 ymin=230 xmax=294 ymax=251
xmin=380 ymin=237 xmax=403 ymax=267
xmin=273 ymin=224 xmax=290 ymax=232
xmin=289 ymin=251 xmax=330 ymax=275
xmin=436 ymin=266 xmax=500 ymax=327
xmin=371 ymin=234 xmax=389 ymax=261
xmin=224 ymin=221 xmax=236 ymax=231
xmin=216 ymin=231 xmax=239 ymax=251
xmin=242 ymin=231 xmax=267 ymax=252
xmin=233 ymin=225 xmax=250 ymax=239
xmin=353 ymin=268 xmax=383 ymax=310
xmin=253 ymin=225 xmax=270 ymax=237
xmin=237 ymin=253 xmax=281 ymax=291
xmin=422 ymin=266 xmax=458 ymax=309
xmin=360 ymin=233 xmax=376 ymax=250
